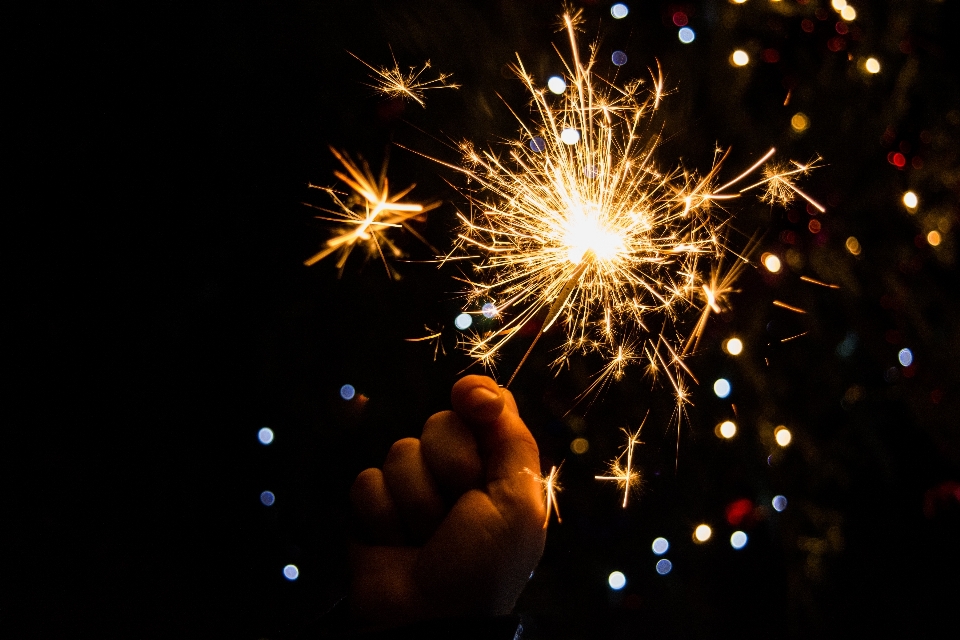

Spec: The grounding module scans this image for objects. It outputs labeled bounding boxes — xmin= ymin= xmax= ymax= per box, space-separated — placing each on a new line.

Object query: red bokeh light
xmin=887 ymin=152 xmax=906 ymax=168
xmin=726 ymin=498 xmax=753 ymax=526
xmin=672 ymin=12 xmax=688 ymax=27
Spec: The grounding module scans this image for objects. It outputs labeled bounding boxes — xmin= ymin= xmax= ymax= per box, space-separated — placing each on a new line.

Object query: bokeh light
xmin=898 ymin=348 xmax=914 ymax=367
xmin=610 ymin=3 xmax=629 ymax=19
xmin=730 ymin=531 xmax=748 ymax=549
xmin=258 ymin=427 xmax=274 ymax=445
xmin=791 ymin=113 xmax=810 ymax=132
xmin=672 ymin=12 xmax=688 ymax=27
xmin=762 ymin=253 xmax=782 ymax=272
xmin=481 ymin=302 xmax=497 ymax=318
xmin=831 ymin=0 xmax=847 ymax=10
xmin=611 ymin=50 xmax=628 ymax=66
xmin=454 ymin=313 xmax=473 ymax=330
xmin=678 ymin=28 xmax=696 ymax=44
xmin=340 ymin=384 xmax=356 ymax=400
xmin=719 ymin=420 xmax=737 ymax=439
xmin=774 ymin=426 xmax=792 ymax=447
xmin=846 ymin=236 xmax=862 ymax=255
xmin=529 ymin=136 xmax=546 ymax=152
xmin=865 ymin=57 xmax=881 ymax=73
xmin=731 ymin=50 xmax=749 ymax=66
xmin=260 ymin=490 xmax=275 ymax=506
xmin=652 ymin=537 xmax=669 ymax=555
xmin=903 ymin=191 xmax=918 ymax=209
xmin=840 ymin=5 xmax=857 ymax=21
xmin=772 ymin=495 xmax=788 ymax=512
xmin=714 ymin=378 xmax=731 ymax=398
xmin=725 ymin=338 xmax=743 ymax=355
xmin=560 ymin=128 xmax=581 ymax=145
xmin=694 ymin=524 xmax=712 ymax=542
xmin=547 ymin=76 xmax=566 ymax=94
xmin=927 ymin=231 xmax=942 ymax=247
xmin=608 ymin=571 xmax=626 ymax=590
xmin=283 ymin=564 xmax=299 ymax=580
xmin=570 ymin=437 xmax=589 ymax=454
xmin=655 ymin=559 xmax=673 ymax=575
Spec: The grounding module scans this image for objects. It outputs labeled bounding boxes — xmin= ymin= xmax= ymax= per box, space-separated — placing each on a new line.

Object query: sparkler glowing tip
xmin=526 ymin=465 xmax=562 ymax=528
xmin=595 ymin=424 xmax=645 ymax=508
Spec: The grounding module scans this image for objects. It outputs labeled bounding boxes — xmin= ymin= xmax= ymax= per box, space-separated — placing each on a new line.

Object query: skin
xmin=349 ymin=375 xmax=547 ymax=630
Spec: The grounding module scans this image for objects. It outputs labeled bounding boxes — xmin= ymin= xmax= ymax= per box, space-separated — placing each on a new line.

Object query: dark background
xmin=8 ymin=0 xmax=960 ymax=637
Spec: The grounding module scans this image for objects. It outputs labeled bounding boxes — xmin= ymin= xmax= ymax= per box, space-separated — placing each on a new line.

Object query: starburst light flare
xmin=350 ymin=50 xmax=459 ymax=107
xmin=304 ymin=147 xmax=439 ymax=275
xmin=596 ymin=424 xmax=645 ymax=508
xmin=447 ymin=10 xmax=811 ymax=389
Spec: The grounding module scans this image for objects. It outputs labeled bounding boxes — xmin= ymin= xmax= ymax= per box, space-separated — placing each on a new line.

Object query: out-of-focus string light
xmin=340 ymin=384 xmax=356 ymax=400
xmin=927 ymin=231 xmax=942 ymax=247
xmin=258 ymin=427 xmax=275 ymax=445
xmin=694 ymin=524 xmax=712 ymax=542
xmin=547 ymin=76 xmax=567 ymax=94
xmin=678 ymin=27 xmax=696 ymax=44
xmin=725 ymin=338 xmax=743 ymax=355
xmin=865 ymin=58 xmax=881 ymax=73
xmin=454 ymin=313 xmax=473 ymax=330
xmin=570 ymin=437 xmax=589 ymax=454
xmin=732 ymin=50 xmax=750 ymax=66
xmin=260 ymin=491 xmax=276 ymax=506
xmin=718 ymin=420 xmax=737 ymax=439
xmin=845 ymin=236 xmax=862 ymax=255
xmin=774 ymin=426 xmax=792 ymax=447
xmin=762 ymin=253 xmax=782 ymax=273
xmin=903 ymin=191 xmax=919 ymax=209
xmin=656 ymin=559 xmax=673 ymax=574
xmin=831 ymin=0 xmax=847 ymax=11
xmin=840 ymin=5 xmax=857 ymax=21
xmin=283 ymin=564 xmax=299 ymax=580
xmin=791 ymin=113 xmax=810 ymax=133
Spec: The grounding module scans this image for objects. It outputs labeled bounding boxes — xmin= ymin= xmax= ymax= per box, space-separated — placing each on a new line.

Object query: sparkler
xmin=596 ymin=424 xmax=645 ymax=508
xmin=350 ymin=50 xmax=459 ymax=107
xmin=445 ymin=10 xmax=818 ymax=395
xmin=304 ymin=147 xmax=439 ymax=275
xmin=525 ymin=464 xmax=562 ymax=528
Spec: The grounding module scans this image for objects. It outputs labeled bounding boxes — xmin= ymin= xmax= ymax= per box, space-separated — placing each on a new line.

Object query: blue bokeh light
xmin=652 ymin=537 xmax=669 ymax=555
xmin=283 ymin=564 xmax=299 ymax=580
xmin=898 ymin=348 xmax=913 ymax=367
xmin=608 ymin=571 xmax=626 ymax=590
xmin=260 ymin=491 xmax=275 ymax=506
xmin=482 ymin=303 xmax=497 ymax=318
xmin=454 ymin=313 xmax=473 ymax=330
xmin=611 ymin=50 xmax=628 ymax=66
xmin=340 ymin=384 xmax=356 ymax=401
xmin=258 ymin=427 xmax=274 ymax=445
xmin=611 ymin=3 xmax=629 ymax=19
xmin=547 ymin=76 xmax=567 ymax=94
xmin=656 ymin=559 xmax=673 ymax=575
xmin=529 ymin=137 xmax=546 ymax=152
xmin=678 ymin=27 xmax=696 ymax=43
xmin=714 ymin=378 xmax=732 ymax=398
xmin=730 ymin=530 xmax=748 ymax=549
xmin=772 ymin=495 xmax=788 ymax=512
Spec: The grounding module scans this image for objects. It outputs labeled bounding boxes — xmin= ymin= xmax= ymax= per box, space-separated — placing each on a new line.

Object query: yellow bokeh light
xmin=762 ymin=253 xmax=782 ymax=273
xmin=845 ymin=236 xmax=862 ymax=256
xmin=831 ymin=0 xmax=847 ymax=11
xmin=719 ymin=420 xmax=737 ymax=439
xmin=726 ymin=338 xmax=744 ymax=355
xmin=903 ymin=191 xmax=918 ymax=209
xmin=791 ymin=113 xmax=810 ymax=132
xmin=865 ymin=58 xmax=880 ymax=73
xmin=775 ymin=426 xmax=792 ymax=447
xmin=694 ymin=524 xmax=713 ymax=542
xmin=732 ymin=50 xmax=750 ymax=66
xmin=732 ymin=0 xmax=748 ymax=3
xmin=840 ymin=5 xmax=857 ymax=21
xmin=570 ymin=437 xmax=590 ymax=454
xmin=927 ymin=231 xmax=942 ymax=247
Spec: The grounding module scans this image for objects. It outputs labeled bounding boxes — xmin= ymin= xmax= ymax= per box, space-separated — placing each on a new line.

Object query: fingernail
xmin=467 ymin=385 xmax=503 ymax=421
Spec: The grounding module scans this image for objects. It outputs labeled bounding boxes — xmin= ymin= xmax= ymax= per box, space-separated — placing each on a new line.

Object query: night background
xmin=8 ymin=0 xmax=960 ymax=638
